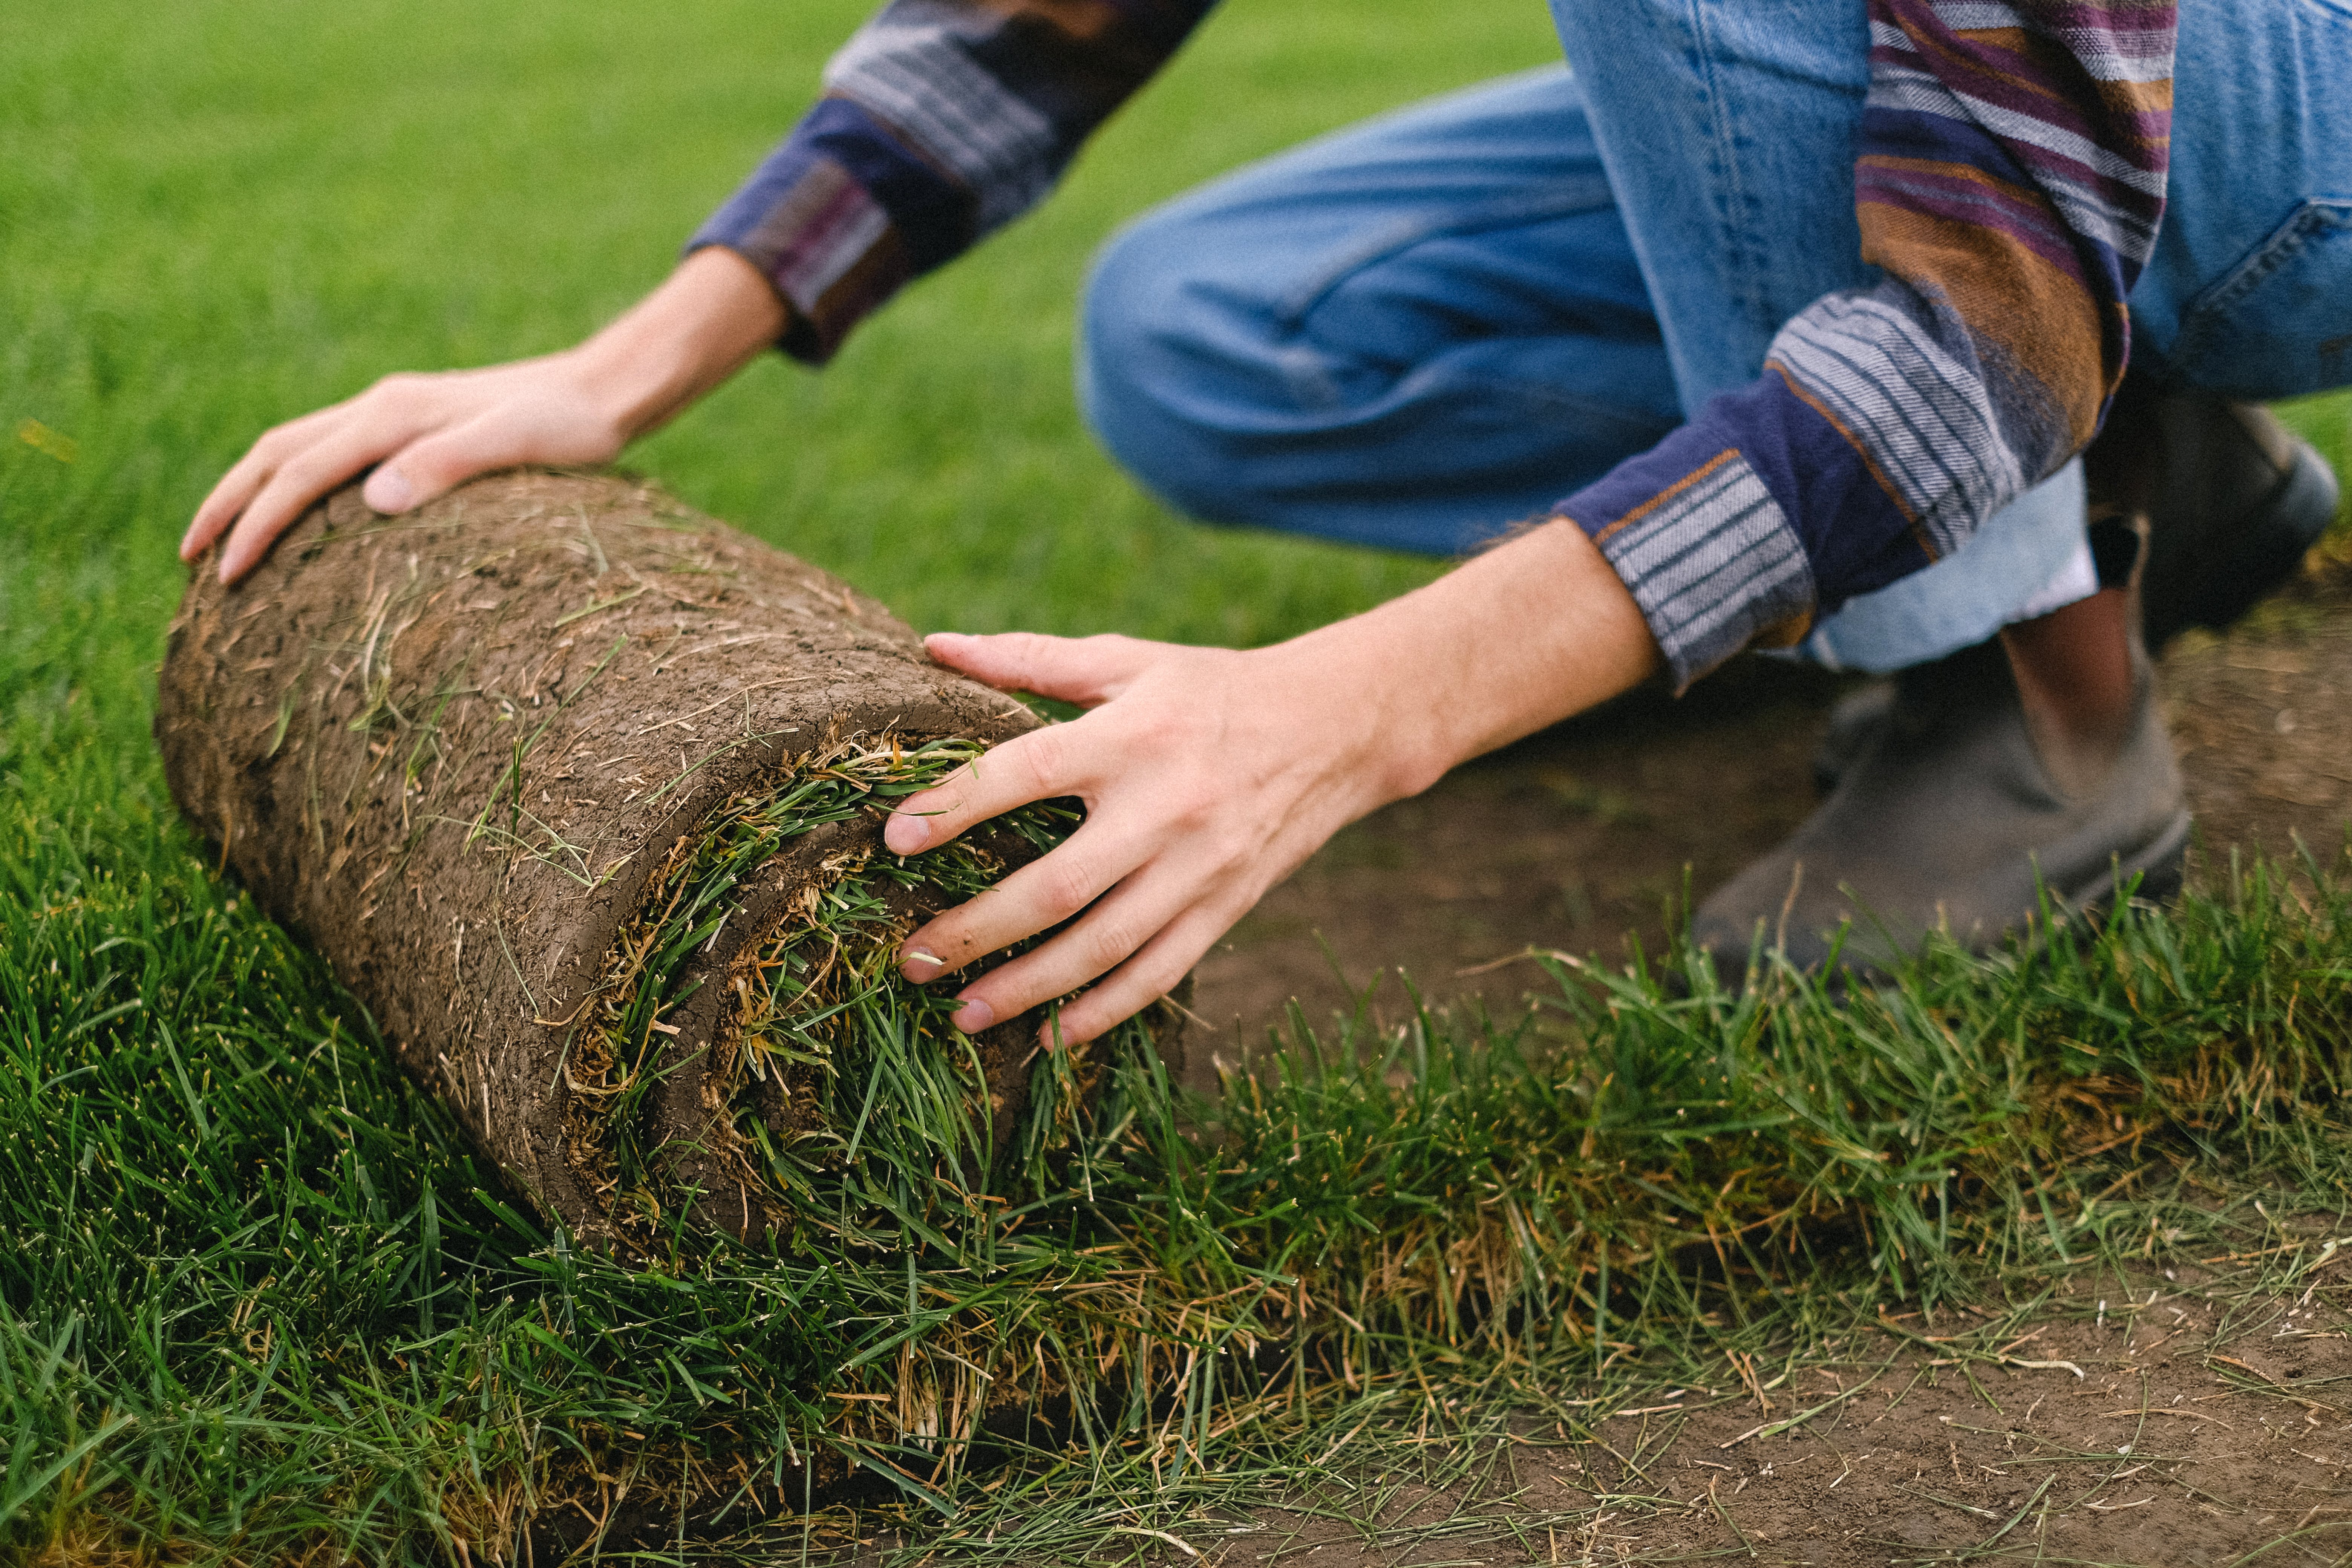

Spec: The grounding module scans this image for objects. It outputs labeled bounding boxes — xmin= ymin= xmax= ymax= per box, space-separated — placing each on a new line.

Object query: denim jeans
xmin=1080 ymin=0 xmax=2352 ymax=672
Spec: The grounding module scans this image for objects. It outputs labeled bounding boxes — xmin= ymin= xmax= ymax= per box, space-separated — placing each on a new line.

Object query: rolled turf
xmin=156 ymin=469 xmax=1179 ymax=1256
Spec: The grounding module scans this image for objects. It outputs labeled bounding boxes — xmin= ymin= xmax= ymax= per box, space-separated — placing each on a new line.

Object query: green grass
xmin=11 ymin=0 xmax=2352 ymax=1563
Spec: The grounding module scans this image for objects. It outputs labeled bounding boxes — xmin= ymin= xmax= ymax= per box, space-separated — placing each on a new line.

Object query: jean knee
xmin=1077 ymin=211 xmax=1263 ymax=520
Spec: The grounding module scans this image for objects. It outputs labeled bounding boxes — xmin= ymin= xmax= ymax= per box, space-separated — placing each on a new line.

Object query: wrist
xmin=567 ymin=248 xmax=789 ymax=444
xmin=1282 ymin=521 xmax=1659 ymax=806
xmin=554 ymin=340 xmax=666 ymax=448
xmin=1265 ymin=617 xmax=1456 ymax=810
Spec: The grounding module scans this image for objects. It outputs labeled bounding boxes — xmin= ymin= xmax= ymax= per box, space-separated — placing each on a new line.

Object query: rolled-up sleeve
xmin=1556 ymin=0 xmax=2176 ymax=690
xmin=690 ymin=0 xmax=1220 ymax=363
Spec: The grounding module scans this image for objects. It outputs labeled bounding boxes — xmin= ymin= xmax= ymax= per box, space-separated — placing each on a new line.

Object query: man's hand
xmin=181 ymin=248 xmax=787 ymax=583
xmin=182 ymin=357 xmax=636 ymax=583
xmin=887 ymin=630 xmax=1410 ymax=1045
xmin=887 ymin=521 xmax=1662 ymax=1046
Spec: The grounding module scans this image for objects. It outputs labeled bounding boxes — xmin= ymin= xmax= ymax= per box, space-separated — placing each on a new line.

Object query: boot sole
xmin=2048 ymin=805 xmax=2194 ymax=914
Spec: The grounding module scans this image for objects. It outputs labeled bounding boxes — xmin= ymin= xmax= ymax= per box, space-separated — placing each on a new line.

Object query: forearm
xmin=568 ymin=247 xmax=788 ymax=442
xmin=1282 ymin=519 xmax=1660 ymax=805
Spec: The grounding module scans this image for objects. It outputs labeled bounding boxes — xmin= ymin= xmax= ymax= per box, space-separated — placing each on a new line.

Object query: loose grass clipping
xmin=157 ymin=469 xmax=1180 ymax=1256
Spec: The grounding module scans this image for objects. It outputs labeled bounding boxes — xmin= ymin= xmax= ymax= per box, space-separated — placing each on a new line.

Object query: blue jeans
xmin=1080 ymin=0 xmax=2352 ymax=672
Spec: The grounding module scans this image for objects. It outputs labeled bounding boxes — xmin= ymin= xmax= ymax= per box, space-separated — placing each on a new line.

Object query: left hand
xmin=887 ymin=629 xmax=1416 ymax=1046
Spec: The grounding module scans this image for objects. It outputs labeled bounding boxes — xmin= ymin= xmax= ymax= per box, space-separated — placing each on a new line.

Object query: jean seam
xmin=1684 ymin=0 xmax=1772 ymax=337
xmin=1269 ymin=182 xmax=1619 ymax=328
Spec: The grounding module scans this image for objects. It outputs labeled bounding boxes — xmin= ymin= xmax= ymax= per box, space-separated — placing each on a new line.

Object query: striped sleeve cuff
xmin=688 ymin=98 xmax=975 ymax=364
xmin=1561 ymin=443 xmax=1818 ymax=692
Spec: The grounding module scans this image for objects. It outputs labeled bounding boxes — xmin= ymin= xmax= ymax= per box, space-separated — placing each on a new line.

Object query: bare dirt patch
xmin=1199 ymin=1259 xmax=2352 ymax=1567
xmin=1190 ymin=597 xmax=2352 ymax=1065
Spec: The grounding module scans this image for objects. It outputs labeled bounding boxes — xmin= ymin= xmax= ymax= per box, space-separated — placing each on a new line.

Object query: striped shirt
xmin=691 ymin=0 xmax=2177 ymax=689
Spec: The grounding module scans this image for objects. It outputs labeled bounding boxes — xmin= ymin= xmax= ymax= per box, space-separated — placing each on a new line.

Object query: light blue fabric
xmin=1796 ymin=461 xmax=2090 ymax=674
xmin=1078 ymin=0 xmax=2352 ymax=672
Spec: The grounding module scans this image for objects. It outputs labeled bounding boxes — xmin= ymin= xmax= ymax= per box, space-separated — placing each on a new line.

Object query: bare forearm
xmin=570 ymin=247 xmax=789 ymax=441
xmin=1285 ymin=519 xmax=1660 ymax=802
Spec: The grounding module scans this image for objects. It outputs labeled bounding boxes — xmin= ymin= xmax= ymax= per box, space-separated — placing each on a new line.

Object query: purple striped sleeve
xmin=1560 ymin=0 xmax=2174 ymax=689
xmin=691 ymin=0 xmax=1219 ymax=364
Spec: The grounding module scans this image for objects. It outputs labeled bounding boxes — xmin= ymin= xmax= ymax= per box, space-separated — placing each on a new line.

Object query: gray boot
xmin=1810 ymin=380 xmax=2337 ymax=795
xmin=2106 ymin=379 xmax=2341 ymax=652
xmin=1692 ymin=635 xmax=2191 ymax=978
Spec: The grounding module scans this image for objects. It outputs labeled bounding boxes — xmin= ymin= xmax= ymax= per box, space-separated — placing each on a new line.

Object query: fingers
xmin=181 ymin=402 xmax=349 ymax=562
xmin=963 ymin=897 xmax=1228 ymax=1048
xmin=1035 ymin=909 xmax=1224 ymax=1046
xmin=184 ymin=364 xmax=610 ymax=584
xmin=883 ymin=721 xmax=1080 ymax=856
xmin=882 ymin=633 xmax=1281 ymax=1046
xmin=214 ymin=412 xmax=415 ymax=582
xmin=924 ymin=631 xmax=1154 ymax=707
xmin=361 ymin=413 xmax=527 ymax=516
xmin=900 ymin=812 xmax=1152 ymax=983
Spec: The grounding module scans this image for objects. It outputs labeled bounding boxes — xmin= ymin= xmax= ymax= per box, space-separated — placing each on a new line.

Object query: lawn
xmin=9 ymin=2 xmax=2352 ymax=1563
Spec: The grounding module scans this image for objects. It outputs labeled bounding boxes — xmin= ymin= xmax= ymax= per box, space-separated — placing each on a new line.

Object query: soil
xmin=1164 ymin=586 xmax=2352 ymax=1565
xmin=1188 ymin=596 xmax=2352 ymax=1072
xmin=1194 ymin=1259 xmax=2352 ymax=1567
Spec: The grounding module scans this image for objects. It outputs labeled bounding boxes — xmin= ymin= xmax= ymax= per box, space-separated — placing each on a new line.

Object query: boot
xmin=1810 ymin=379 xmax=2336 ymax=793
xmin=1694 ymin=535 xmax=2190 ymax=978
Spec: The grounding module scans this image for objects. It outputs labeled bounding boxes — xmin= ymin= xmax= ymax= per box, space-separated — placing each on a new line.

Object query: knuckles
xmin=368 ymin=371 xmax=432 ymax=408
xmin=1074 ymin=913 xmax=1143 ymax=972
xmin=1012 ymin=729 xmax=1070 ymax=798
xmin=1034 ymin=853 xmax=1101 ymax=923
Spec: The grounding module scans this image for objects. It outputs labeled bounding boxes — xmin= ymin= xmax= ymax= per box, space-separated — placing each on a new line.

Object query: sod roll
xmin=158 ymin=469 xmax=1176 ymax=1254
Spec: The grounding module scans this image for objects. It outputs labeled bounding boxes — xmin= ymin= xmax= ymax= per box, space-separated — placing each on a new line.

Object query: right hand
xmin=182 ymin=247 xmax=788 ymax=583
xmin=181 ymin=355 xmax=631 ymax=583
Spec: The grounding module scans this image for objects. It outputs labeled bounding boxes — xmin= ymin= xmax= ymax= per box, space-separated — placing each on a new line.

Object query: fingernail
xmin=366 ymin=466 xmax=415 ymax=514
xmin=951 ymin=998 xmax=994 ymax=1034
xmin=902 ymin=947 xmax=944 ymax=982
xmin=884 ymin=812 xmax=930 ymax=854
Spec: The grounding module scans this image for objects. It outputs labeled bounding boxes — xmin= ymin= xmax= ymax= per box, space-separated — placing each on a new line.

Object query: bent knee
xmin=1078 ymin=209 xmax=1282 ymax=521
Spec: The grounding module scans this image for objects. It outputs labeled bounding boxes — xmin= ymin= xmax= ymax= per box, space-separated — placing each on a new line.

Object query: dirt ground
xmin=1161 ymin=590 xmax=2352 ymax=1567
xmin=1188 ymin=594 xmax=2352 ymax=1064
xmin=1199 ymin=1257 xmax=2352 ymax=1567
